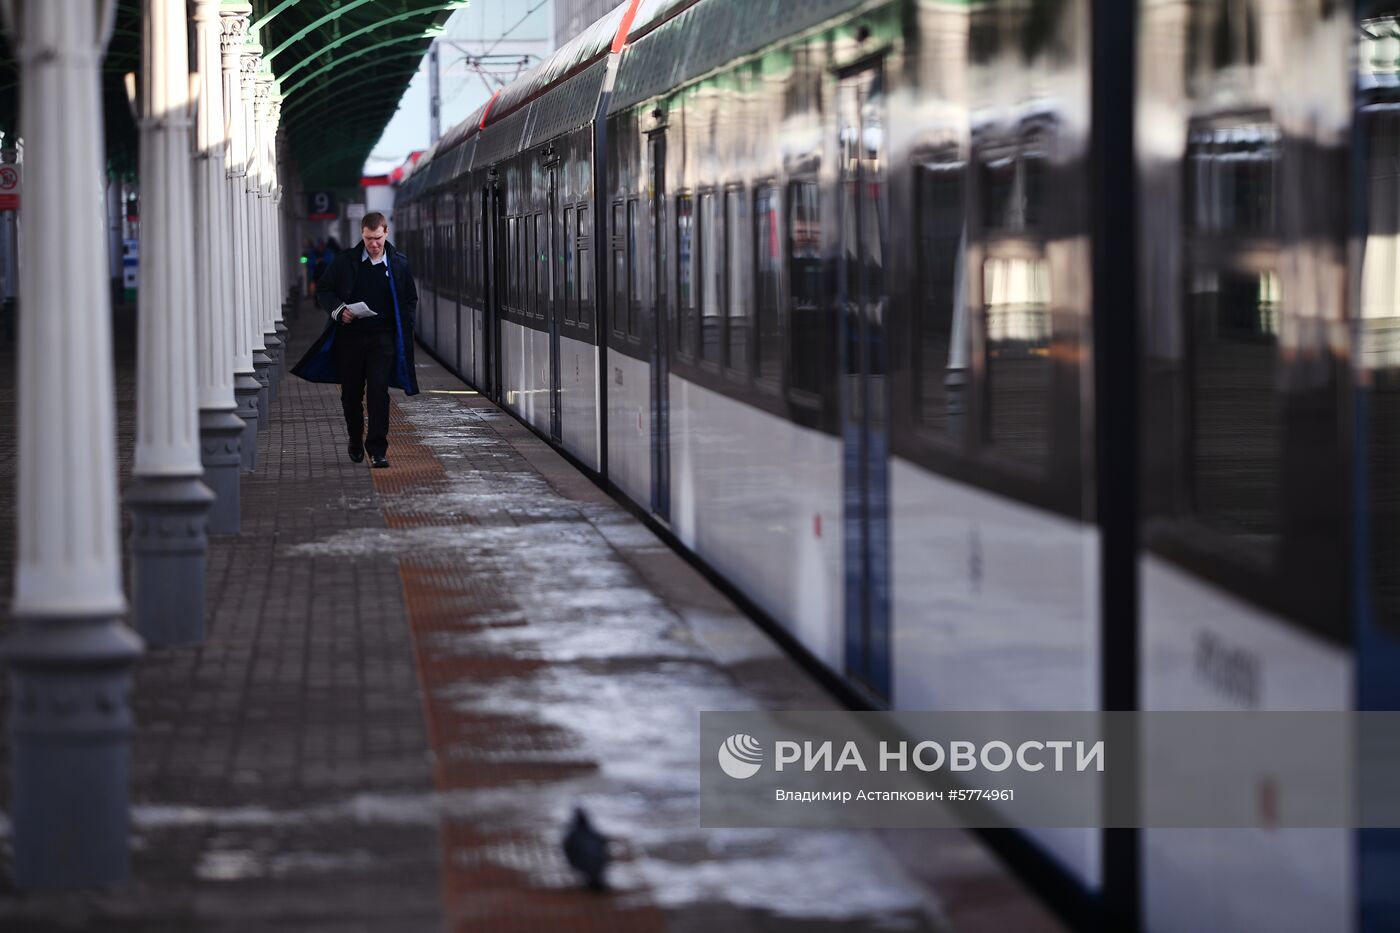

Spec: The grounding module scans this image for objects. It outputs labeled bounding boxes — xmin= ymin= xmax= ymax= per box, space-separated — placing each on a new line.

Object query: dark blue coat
xmin=292 ymin=240 xmax=420 ymax=396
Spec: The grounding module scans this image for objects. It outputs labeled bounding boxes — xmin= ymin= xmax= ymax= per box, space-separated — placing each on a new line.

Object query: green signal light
xmin=300 ymin=256 xmax=308 ymax=264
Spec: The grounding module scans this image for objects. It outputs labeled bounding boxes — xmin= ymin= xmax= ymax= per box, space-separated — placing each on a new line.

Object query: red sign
xmin=0 ymin=164 xmax=19 ymax=211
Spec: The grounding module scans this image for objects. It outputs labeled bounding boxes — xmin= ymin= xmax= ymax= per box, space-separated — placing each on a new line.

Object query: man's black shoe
xmin=348 ymin=442 xmax=364 ymax=463
xmin=371 ymin=455 xmax=389 ymax=469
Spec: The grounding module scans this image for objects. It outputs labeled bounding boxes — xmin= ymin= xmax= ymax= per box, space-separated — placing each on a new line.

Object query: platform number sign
xmin=0 ymin=164 xmax=19 ymax=211
xmin=307 ymin=190 xmax=337 ymax=221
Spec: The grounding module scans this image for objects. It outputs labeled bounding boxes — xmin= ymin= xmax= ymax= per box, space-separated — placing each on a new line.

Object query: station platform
xmin=0 ymin=303 xmax=1065 ymax=933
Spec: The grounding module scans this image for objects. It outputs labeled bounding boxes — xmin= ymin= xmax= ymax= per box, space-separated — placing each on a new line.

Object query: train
xmin=391 ymin=0 xmax=1400 ymax=930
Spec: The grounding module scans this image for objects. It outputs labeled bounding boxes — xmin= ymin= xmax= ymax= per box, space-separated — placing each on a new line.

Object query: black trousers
xmin=334 ymin=328 xmax=394 ymax=457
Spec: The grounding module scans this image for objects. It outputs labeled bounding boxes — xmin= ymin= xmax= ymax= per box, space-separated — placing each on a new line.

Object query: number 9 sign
xmin=307 ymin=190 xmax=337 ymax=220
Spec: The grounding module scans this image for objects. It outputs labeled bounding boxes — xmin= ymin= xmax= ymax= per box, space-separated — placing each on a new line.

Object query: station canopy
xmin=0 ymin=0 xmax=466 ymax=189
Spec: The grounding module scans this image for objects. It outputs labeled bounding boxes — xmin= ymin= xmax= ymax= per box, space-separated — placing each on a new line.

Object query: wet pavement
xmin=0 ymin=303 xmax=1065 ymax=932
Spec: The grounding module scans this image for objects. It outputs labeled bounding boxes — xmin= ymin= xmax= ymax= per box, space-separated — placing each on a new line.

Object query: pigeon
xmin=562 ymin=806 xmax=610 ymax=891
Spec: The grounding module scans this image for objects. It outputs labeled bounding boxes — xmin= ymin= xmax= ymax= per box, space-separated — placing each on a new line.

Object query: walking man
xmin=291 ymin=213 xmax=418 ymax=467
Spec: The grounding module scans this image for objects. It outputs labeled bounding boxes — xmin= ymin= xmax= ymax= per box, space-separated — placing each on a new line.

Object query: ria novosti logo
xmin=718 ymin=733 xmax=764 ymax=779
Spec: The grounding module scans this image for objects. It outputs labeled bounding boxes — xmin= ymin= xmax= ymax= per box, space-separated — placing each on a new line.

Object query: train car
xmin=394 ymin=1 xmax=1400 ymax=930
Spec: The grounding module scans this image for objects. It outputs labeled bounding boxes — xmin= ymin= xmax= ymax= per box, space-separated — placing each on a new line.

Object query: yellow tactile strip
xmin=373 ymin=397 xmax=666 ymax=933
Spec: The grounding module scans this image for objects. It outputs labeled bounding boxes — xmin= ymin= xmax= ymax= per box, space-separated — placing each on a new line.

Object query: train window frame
xmin=724 ymin=182 xmax=752 ymax=383
xmin=697 ymin=188 xmax=724 ymax=371
xmin=910 ymin=154 xmax=970 ymax=447
xmin=507 ymin=215 xmax=518 ymax=314
xmin=611 ymin=199 xmax=628 ymax=339
xmin=786 ymin=176 xmax=824 ymax=412
xmin=576 ymin=203 xmax=593 ymax=332
xmin=536 ymin=211 xmax=548 ymax=323
xmin=474 ymin=219 xmax=484 ymax=306
xmin=563 ymin=206 xmax=576 ymax=325
xmin=675 ymin=192 xmax=698 ymax=361
xmin=526 ymin=212 xmax=537 ymax=320
xmin=1136 ymin=109 xmax=1348 ymax=645
xmin=627 ymin=198 xmax=643 ymax=344
xmin=752 ymin=181 xmax=783 ymax=393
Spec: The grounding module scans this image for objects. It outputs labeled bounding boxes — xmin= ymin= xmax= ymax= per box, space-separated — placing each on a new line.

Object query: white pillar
xmin=191 ymin=0 xmax=243 ymax=532
xmin=219 ymin=1 xmax=259 ymax=470
xmin=0 ymin=0 xmax=142 ymax=889
xmin=270 ymin=90 xmax=289 ymax=352
xmin=240 ymin=38 xmax=271 ymax=424
xmin=126 ymin=0 xmax=214 ymax=645
xmin=254 ymin=66 xmax=282 ymax=401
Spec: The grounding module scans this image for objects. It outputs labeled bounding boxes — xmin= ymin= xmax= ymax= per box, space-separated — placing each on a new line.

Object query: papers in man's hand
xmin=335 ymin=301 xmax=376 ymax=320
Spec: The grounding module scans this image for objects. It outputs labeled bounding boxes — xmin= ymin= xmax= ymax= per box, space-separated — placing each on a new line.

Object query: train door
xmin=547 ymin=160 xmax=562 ymax=441
xmin=648 ymin=130 xmax=671 ymax=521
xmin=837 ymin=63 xmax=891 ymax=700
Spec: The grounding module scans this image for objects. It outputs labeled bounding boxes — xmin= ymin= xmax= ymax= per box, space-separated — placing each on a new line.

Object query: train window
xmin=529 ymin=215 xmax=539 ymax=318
xmin=676 ymin=195 xmax=697 ymax=358
xmin=982 ymin=253 xmax=1051 ymax=465
xmin=628 ymin=199 xmax=642 ymax=339
xmin=754 ymin=185 xmax=782 ymax=384
xmin=914 ymin=160 xmax=968 ymax=438
xmin=536 ymin=213 xmax=548 ymax=321
xmin=564 ymin=207 xmax=576 ymax=324
xmin=1362 ymin=110 xmax=1400 ymax=628
xmin=446 ymin=223 xmax=455 ymax=299
xmin=612 ymin=201 xmax=628 ymax=337
xmin=1187 ymin=267 xmax=1282 ymax=545
xmin=726 ymin=188 xmax=751 ymax=373
xmin=577 ymin=205 xmax=592 ymax=330
xmin=699 ymin=192 xmax=723 ymax=365
xmin=787 ymin=180 xmax=824 ymax=398
xmin=475 ymin=220 xmax=483 ymax=304
xmin=457 ymin=218 xmax=467 ymax=300
xmin=507 ymin=216 xmax=517 ymax=310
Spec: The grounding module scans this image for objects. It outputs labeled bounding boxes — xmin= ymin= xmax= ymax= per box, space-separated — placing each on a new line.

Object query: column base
xmin=264 ymin=332 xmax=282 ymax=403
xmin=234 ymin=373 xmax=260 ymax=472
xmin=252 ymin=351 xmax=271 ymax=432
xmin=199 ymin=407 xmax=245 ymax=534
xmin=274 ymin=322 xmax=289 ymax=380
xmin=126 ymin=474 xmax=215 ymax=648
xmin=2 ymin=614 xmax=142 ymax=890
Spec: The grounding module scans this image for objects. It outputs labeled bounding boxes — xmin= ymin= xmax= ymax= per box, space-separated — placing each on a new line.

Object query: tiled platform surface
xmin=0 ymin=303 xmax=1065 ymax=933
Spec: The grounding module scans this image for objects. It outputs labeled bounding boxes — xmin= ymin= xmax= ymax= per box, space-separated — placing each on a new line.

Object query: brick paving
xmin=0 ymin=307 xmax=442 ymax=931
xmin=0 ymin=303 xmax=1066 ymax=933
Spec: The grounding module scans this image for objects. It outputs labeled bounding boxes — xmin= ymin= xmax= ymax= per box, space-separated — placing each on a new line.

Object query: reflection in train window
xmin=612 ymin=201 xmax=628 ymax=336
xmin=507 ymin=216 xmax=518 ymax=310
xmin=676 ymin=195 xmax=697 ymax=358
xmin=700 ymin=192 xmax=723 ymax=364
xmin=983 ymin=254 xmax=1050 ymax=464
xmin=628 ymin=199 xmax=643 ymax=339
xmin=563 ymin=207 xmax=575 ymax=324
xmin=914 ymin=159 xmax=967 ymax=438
xmin=577 ymin=206 xmax=592 ymax=330
xmin=536 ymin=213 xmax=547 ymax=320
xmin=979 ymin=142 xmax=1046 ymax=233
xmin=1186 ymin=121 xmax=1278 ymax=236
xmin=726 ymin=188 xmax=751 ymax=372
xmin=1362 ymin=109 xmax=1400 ymax=626
xmin=526 ymin=215 xmax=537 ymax=318
xmin=788 ymin=180 xmax=823 ymax=398
xmin=475 ymin=220 xmax=483 ymax=305
xmin=1188 ymin=267 xmax=1281 ymax=545
xmin=755 ymin=186 xmax=782 ymax=384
